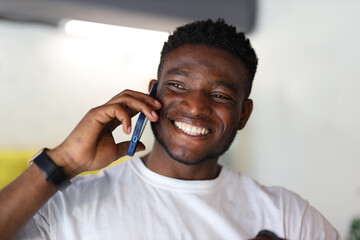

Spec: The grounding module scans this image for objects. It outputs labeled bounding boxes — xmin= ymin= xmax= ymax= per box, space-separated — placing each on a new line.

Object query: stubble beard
xmin=150 ymin=121 xmax=238 ymax=166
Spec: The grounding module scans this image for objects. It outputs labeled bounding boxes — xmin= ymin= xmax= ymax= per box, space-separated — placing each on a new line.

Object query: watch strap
xmin=32 ymin=148 xmax=71 ymax=191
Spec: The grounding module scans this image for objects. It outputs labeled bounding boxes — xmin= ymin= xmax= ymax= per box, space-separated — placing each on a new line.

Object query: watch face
xmin=29 ymin=148 xmax=47 ymax=164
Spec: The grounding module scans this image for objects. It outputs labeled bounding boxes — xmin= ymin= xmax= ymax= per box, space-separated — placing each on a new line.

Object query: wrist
xmin=30 ymin=148 xmax=71 ymax=191
xmin=46 ymin=147 xmax=83 ymax=179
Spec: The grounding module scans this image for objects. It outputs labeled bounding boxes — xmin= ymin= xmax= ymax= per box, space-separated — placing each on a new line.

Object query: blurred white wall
xmin=0 ymin=19 xmax=168 ymax=150
xmin=225 ymin=0 xmax=360 ymax=237
xmin=0 ymin=0 xmax=359 ymax=238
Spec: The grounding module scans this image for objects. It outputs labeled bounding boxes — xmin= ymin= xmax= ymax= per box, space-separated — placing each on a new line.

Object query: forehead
xmin=160 ymin=45 xmax=249 ymax=91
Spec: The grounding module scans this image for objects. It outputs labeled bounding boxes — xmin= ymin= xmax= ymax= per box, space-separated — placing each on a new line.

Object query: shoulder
xmin=221 ymin=166 xmax=310 ymax=218
xmin=222 ymin=166 xmax=302 ymax=203
xmin=222 ymin=167 xmax=340 ymax=239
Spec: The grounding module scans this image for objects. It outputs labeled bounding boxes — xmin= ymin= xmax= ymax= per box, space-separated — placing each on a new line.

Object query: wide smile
xmin=173 ymin=121 xmax=212 ymax=136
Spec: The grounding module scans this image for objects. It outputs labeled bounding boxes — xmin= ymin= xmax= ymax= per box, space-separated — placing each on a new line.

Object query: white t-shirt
xmin=17 ymin=157 xmax=340 ymax=239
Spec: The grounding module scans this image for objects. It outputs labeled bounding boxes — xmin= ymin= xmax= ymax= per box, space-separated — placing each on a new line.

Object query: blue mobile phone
xmin=127 ymin=83 xmax=158 ymax=157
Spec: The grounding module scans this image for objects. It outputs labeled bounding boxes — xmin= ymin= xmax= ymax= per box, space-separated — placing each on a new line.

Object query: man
xmin=0 ymin=19 xmax=339 ymax=239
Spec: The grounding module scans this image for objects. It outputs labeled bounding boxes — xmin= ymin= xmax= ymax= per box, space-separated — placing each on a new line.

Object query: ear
xmin=238 ymin=99 xmax=253 ymax=130
xmin=148 ymin=79 xmax=158 ymax=92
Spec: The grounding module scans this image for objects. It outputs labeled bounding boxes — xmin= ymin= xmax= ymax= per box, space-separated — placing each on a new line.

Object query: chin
xmin=167 ymin=148 xmax=215 ymax=166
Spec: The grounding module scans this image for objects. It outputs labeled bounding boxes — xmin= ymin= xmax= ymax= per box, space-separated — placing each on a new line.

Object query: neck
xmin=141 ymin=141 xmax=221 ymax=180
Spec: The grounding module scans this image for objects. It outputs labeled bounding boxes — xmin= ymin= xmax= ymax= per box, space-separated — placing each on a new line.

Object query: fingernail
xmin=154 ymin=100 xmax=161 ymax=106
xmin=127 ymin=126 xmax=131 ymax=134
xmin=151 ymin=111 xmax=158 ymax=118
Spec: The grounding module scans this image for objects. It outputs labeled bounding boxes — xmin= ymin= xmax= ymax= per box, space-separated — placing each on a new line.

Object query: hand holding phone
xmin=127 ymin=83 xmax=158 ymax=157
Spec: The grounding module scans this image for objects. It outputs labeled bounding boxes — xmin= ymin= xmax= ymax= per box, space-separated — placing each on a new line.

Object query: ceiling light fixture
xmin=64 ymin=19 xmax=169 ymax=43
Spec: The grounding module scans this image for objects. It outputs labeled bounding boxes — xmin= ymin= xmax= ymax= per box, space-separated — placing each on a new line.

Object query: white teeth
xmin=174 ymin=121 xmax=210 ymax=136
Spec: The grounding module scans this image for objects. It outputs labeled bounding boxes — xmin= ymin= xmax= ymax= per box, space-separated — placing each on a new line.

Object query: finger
xmin=115 ymin=141 xmax=146 ymax=159
xmin=107 ymin=89 xmax=161 ymax=109
xmin=82 ymin=98 xmax=155 ymax=137
xmin=109 ymin=95 xmax=161 ymax=123
xmin=77 ymin=90 xmax=161 ymax=138
xmin=107 ymin=90 xmax=161 ymax=115
xmin=85 ymin=105 xmax=132 ymax=135
xmin=98 ymin=118 xmax=121 ymax=140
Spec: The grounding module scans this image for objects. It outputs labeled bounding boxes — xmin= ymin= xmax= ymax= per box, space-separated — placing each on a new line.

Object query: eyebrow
xmin=164 ymin=68 xmax=192 ymax=78
xmin=213 ymin=81 xmax=240 ymax=95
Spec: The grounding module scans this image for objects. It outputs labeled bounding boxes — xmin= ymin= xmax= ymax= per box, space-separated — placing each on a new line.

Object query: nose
xmin=178 ymin=90 xmax=212 ymax=116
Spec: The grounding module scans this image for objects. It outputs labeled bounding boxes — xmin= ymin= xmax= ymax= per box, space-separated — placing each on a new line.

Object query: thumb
xmin=116 ymin=141 xmax=146 ymax=159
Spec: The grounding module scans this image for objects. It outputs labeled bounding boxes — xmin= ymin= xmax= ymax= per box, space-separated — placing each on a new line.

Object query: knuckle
xmin=88 ymin=107 xmax=99 ymax=115
xmin=120 ymin=89 xmax=133 ymax=96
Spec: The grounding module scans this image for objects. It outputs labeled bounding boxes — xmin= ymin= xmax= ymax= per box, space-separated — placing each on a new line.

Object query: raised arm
xmin=0 ymin=87 xmax=161 ymax=239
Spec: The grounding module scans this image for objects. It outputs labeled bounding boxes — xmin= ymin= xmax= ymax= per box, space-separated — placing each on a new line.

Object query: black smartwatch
xmin=256 ymin=230 xmax=285 ymax=240
xmin=30 ymin=148 xmax=71 ymax=191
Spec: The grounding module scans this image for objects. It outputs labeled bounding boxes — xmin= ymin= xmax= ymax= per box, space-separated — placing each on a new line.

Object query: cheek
xmin=156 ymin=86 xmax=170 ymax=103
xmin=155 ymin=93 xmax=181 ymax=124
xmin=157 ymin=90 xmax=181 ymax=111
xmin=218 ymin=107 xmax=242 ymax=131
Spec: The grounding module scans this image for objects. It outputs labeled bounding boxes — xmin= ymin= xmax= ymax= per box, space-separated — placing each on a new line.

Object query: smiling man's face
xmin=151 ymin=44 xmax=253 ymax=165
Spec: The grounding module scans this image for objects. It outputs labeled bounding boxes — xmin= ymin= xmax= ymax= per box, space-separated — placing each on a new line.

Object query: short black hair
xmin=158 ymin=18 xmax=258 ymax=99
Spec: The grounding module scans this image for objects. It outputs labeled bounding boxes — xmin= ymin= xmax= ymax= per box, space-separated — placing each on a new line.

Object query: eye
xmin=166 ymin=81 xmax=186 ymax=91
xmin=171 ymin=83 xmax=184 ymax=89
xmin=212 ymin=93 xmax=233 ymax=103
xmin=213 ymin=94 xmax=228 ymax=99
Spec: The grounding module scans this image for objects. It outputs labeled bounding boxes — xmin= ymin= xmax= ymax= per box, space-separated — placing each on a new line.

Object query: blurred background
xmin=1 ymin=0 xmax=359 ymax=238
